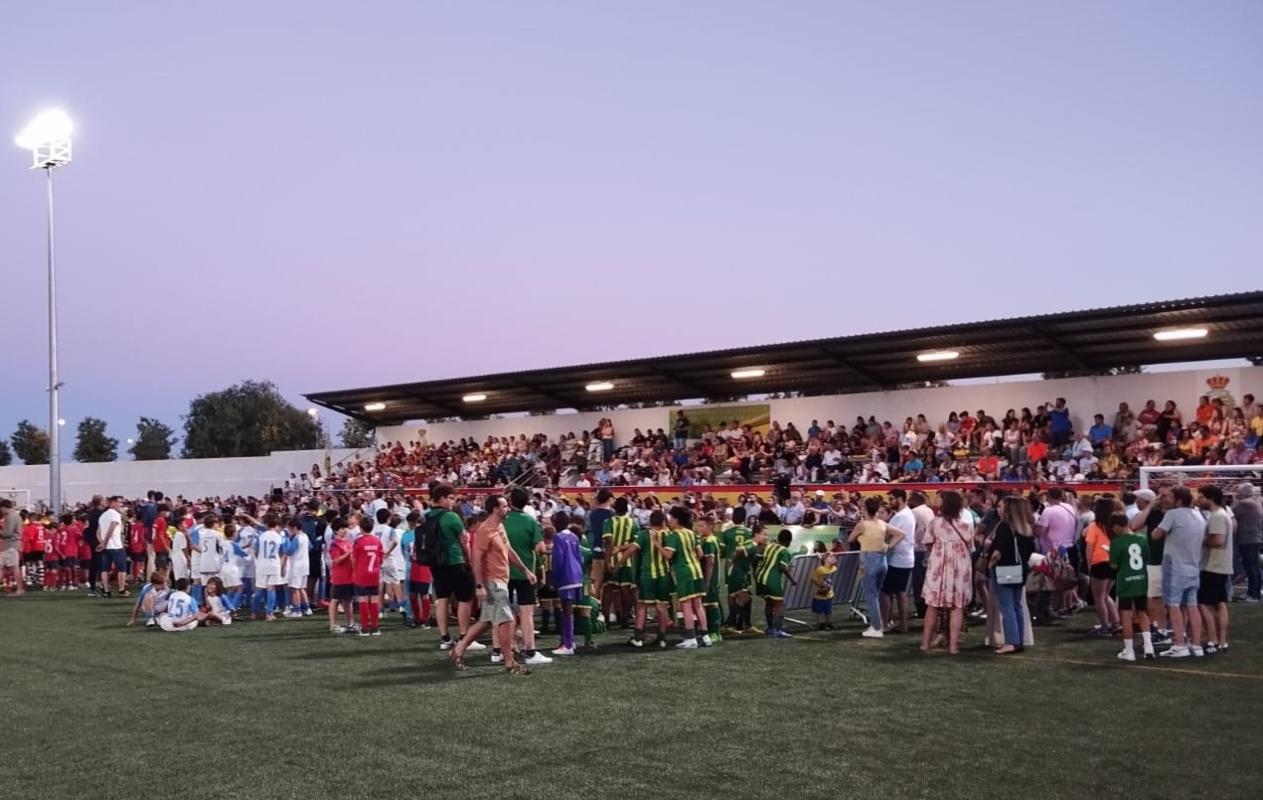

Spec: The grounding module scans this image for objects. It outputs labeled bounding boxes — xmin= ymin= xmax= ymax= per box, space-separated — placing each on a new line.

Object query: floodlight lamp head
xmin=15 ymin=110 xmax=73 ymax=169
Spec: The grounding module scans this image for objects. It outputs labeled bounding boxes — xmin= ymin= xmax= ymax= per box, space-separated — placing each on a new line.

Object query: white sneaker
xmin=552 ymin=645 xmax=576 ymax=656
xmin=303 ymin=608 xmax=313 ymax=616
xmin=675 ymin=638 xmax=699 ymax=650
xmin=700 ymin=634 xmax=713 ymax=647
xmin=439 ymin=638 xmax=455 ymax=651
xmin=861 ymin=627 xmax=884 ymax=638
xmin=284 ymin=610 xmax=303 ymax=619
xmin=490 ymin=652 xmax=504 ymax=665
xmin=1160 ymin=646 xmax=1190 ymax=658
xmin=524 ymin=651 xmax=553 ymax=665
xmin=1117 ymin=649 xmax=1136 ymax=662
xmin=1191 ymin=646 xmax=1205 ymax=657
xmin=145 ymin=618 xmax=156 ymax=628
xmin=466 ymin=640 xmax=487 ymax=651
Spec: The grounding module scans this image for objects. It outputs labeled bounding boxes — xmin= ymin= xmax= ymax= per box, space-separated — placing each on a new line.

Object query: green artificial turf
xmin=2 ymin=592 xmax=1260 ymax=800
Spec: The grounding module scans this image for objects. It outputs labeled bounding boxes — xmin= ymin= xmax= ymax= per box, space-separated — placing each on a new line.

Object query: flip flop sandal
xmin=506 ymin=664 xmax=531 ymax=676
xmin=450 ymin=653 xmax=468 ymax=671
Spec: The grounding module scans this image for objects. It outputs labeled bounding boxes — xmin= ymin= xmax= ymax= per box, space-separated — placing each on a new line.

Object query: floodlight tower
xmin=15 ymin=110 xmax=73 ymax=512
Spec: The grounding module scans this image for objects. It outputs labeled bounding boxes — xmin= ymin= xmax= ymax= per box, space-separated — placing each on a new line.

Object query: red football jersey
xmin=152 ymin=518 xmax=171 ymax=553
xmin=21 ymin=523 xmax=39 ymax=554
xmin=59 ymin=527 xmax=81 ymax=559
xmin=129 ymin=522 xmax=147 ymax=553
xmin=352 ymin=535 xmax=383 ymax=587
xmin=329 ymin=537 xmax=354 ymax=585
xmin=78 ymin=540 xmax=93 ymax=561
xmin=409 ymin=560 xmax=433 ymax=583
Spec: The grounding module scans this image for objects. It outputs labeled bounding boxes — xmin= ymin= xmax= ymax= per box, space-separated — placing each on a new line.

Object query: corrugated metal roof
xmin=307 ymin=291 xmax=1263 ymax=424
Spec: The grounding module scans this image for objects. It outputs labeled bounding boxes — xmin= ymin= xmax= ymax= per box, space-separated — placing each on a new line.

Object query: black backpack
xmin=414 ymin=513 xmax=447 ymax=567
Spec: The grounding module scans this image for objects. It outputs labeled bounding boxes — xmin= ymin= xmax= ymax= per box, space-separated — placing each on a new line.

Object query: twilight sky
xmin=1 ymin=2 xmax=1259 ymax=454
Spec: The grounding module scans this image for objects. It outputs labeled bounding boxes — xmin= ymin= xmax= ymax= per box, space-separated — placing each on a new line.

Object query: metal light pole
xmin=16 ymin=110 xmax=73 ymax=513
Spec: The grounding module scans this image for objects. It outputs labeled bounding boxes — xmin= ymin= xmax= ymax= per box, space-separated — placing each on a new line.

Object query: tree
xmin=130 ymin=417 xmax=176 ymax=460
xmin=339 ymin=417 xmax=375 ymax=449
xmin=182 ymin=380 xmax=320 ymax=458
xmin=73 ymin=417 xmax=118 ymax=462
xmin=1041 ymin=366 xmax=1145 ymax=380
xmin=11 ymin=420 xmax=50 ymax=465
xmin=0 ymin=439 xmax=11 ymax=467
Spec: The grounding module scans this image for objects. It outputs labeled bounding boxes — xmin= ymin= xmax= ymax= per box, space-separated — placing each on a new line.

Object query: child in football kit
xmin=327 ymin=518 xmax=355 ymax=633
xmin=1107 ymin=512 xmax=1154 ymax=661
xmin=353 ymin=517 xmax=384 ymax=635
xmin=250 ymin=515 xmax=287 ymax=621
xmin=756 ymin=528 xmax=798 ymax=638
xmin=129 ymin=572 xmax=171 ymax=627
xmin=159 ymin=578 xmax=204 ymax=632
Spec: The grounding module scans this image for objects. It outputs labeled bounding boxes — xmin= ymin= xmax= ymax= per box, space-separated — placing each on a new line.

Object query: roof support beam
xmin=818 ymin=347 xmax=887 ymax=388
xmin=645 ymin=363 xmax=713 ymax=399
xmin=405 ymin=390 xmax=464 ymax=418
xmin=1029 ymin=327 xmax=1090 ymax=371
xmin=512 ymin=379 xmax=581 ymax=411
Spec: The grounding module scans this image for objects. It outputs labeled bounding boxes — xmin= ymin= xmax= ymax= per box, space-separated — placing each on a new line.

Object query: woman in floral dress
xmin=920 ymin=490 xmax=974 ymax=654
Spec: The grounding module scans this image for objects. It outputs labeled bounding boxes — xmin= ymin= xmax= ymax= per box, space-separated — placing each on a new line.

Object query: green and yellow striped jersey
xmin=635 ymin=527 xmax=671 ymax=579
xmin=666 ymin=527 xmax=703 ymax=580
xmin=756 ymin=542 xmax=791 ymax=585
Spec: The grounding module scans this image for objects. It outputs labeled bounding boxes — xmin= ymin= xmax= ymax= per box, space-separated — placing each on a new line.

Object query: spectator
xmin=909 ymin=491 xmax=935 ymax=618
xmin=1089 ymin=414 xmax=1113 ymax=446
xmin=1234 ymin=483 xmax=1261 ymax=603
xmin=673 ymin=411 xmax=690 ymax=451
xmin=1196 ymin=486 xmax=1232 ymax=653
xmin=986 ymin=495 xmax=1036 ymax=654
xmin=1048 ymin=397 xmax=1072 ymax=447
xmin=920 ymin=490 xmax=974 ymax=655
xmin=1084 ymin=496 xmax=1121 ymax=637
xmin=881 ymin=489 xmax=916 ymax=634
xmin=846 ymin=496 xmax=904 ymax=639
xmin=1152 ymin=487 xmax=1206 ymax=658
xmin=0 ymin=499 xmax=23 ymax=595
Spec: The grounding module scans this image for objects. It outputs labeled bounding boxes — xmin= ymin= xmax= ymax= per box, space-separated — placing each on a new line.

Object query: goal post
xmin=0 ymin=489 xmax=31 ymax=510
xmin=1139 ymin=464 xmax=1263 ymax=494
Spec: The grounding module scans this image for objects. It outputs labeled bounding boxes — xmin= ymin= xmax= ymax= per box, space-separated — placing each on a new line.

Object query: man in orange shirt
xmin=1026 ymin=434 xmax=1049 ymax=464
xmin=450 ymin=494 xmax=537 ymax=675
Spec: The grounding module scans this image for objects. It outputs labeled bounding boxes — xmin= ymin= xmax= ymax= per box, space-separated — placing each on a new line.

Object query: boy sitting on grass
xmin=127 ymin=571 xmax=170 ymax=628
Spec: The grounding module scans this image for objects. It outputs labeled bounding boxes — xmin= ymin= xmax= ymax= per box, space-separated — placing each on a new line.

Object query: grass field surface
xmin=3 ymin=593 xmax=1260 ymax=800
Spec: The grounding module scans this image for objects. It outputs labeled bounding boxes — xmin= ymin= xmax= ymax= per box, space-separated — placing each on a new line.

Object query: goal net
xmin=0 ymin=489 xmax=32 ymax=510
xmin=1139 ymin=464 xmax=1263 ymax=496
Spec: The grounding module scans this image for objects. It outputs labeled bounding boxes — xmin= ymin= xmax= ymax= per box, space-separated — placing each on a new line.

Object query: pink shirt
xmin=1035 ymin=502 xmax=1077 ymax=553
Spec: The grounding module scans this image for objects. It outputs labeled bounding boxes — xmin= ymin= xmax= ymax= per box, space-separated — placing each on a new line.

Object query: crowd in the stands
xmin=304 ymin=392 xmax=1263 ymax=490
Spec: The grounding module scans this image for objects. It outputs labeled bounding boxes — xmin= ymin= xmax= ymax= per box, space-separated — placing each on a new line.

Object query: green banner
xmin=670 ymin=404 xmax=771 ymax=439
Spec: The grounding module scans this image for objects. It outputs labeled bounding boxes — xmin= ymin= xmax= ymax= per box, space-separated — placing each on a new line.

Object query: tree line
xmin=0 ymin=380 xmax=374 ymax=466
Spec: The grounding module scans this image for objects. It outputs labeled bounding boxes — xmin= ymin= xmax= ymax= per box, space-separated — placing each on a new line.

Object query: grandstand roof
xmin=307 ymin=291 xmax=1263 ymax=424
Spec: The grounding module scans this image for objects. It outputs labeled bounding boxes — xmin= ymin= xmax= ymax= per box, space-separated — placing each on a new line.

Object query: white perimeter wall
xmin=0 ymin=448 xmax=358 ymax=506
xmin=3 ymin=366 xmax=1255 ymax=506
xmin=377 ymin=366 xmax=1262 ymax=447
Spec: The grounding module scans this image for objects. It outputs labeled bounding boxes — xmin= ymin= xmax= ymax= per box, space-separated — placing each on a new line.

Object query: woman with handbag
xmin=987 ymin=496 xmax=1037 ymax=654
xmin=920 ymin=491 xmax=974 ymax=654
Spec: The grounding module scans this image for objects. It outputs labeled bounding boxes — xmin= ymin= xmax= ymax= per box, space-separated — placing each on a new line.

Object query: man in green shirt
xmin=602 ymin=497 xmax=640 ymax=628
xmin=430 ymin=484 xmax=480 ymax=652
xmin=503 ymin=487 xmax=551 ymax=666
xmin=721 ymin=507 xmax=755 ymax=634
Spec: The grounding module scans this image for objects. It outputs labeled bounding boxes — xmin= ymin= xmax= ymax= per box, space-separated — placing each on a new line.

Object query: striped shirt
xmin=669 ymin=527 xmax=703 ymax=580
xmin=603 ymin=516 xmax=638 ymax=550
xmin=635 ymin=528 xmax=671 ymax=579
xmin=756 ymin=542 xmax=788 ymax=585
